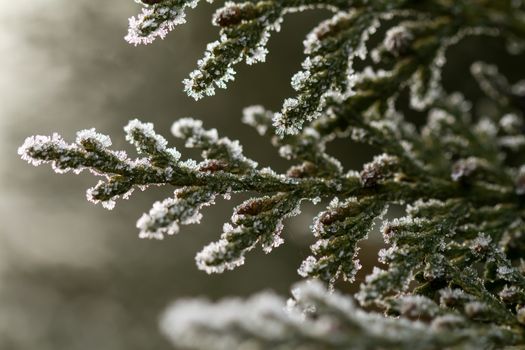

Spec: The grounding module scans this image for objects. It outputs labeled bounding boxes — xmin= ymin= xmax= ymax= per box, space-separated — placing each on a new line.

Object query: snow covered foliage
xmin=161 ymin=280 xmax=517 ymax=350
xmin=20 ymin=0 xmax=525 ymax=349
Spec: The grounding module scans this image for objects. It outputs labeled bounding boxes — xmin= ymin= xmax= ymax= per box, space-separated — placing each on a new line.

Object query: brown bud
xmin=318 ymin=210 xmax=339 ymax=226
xmin=382 ymin=225 xmax=397 ymax=241
xmin=360 ymin=154 xmax=398 ymax=188
xmin=142 ymin=0 xmax=163 ymax=5
xmin=199 ymin=159 xmax=229 ymax=173
xmin=237 ymin=198 xmax=269 ymax=216
xmin=213 ymin=6 xmax=244 ymax=27
xmin=286 ymin=161 xmax=317 ymax=178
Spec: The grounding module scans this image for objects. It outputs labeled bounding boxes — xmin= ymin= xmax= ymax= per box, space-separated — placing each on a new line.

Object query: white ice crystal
xmin=76 ymin=128 xmax=112 ymax=148
xmin=242 ymin=105 xmax=271 ymax=136
xmin=125 ymin=119 xmax=170 ymax=153
xmin=125 ymin=0 xmax=200 ymax=46
xmin=298 ymin=256 xmax=318 ymax=277
xmin=18 ymin=133 xmax=70 ymax=167
xmin=137 ymin=188 xmax=216 ymax=240
xmin=195 ymin=238 xmax=245 ymax=274
xmin=171 ymin=118 xmax=219 ymax=145
xmin=261 ymin=221 xmax=285 ymax=254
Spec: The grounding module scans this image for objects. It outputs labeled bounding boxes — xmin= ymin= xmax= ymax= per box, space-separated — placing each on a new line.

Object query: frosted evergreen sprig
xmin=272 ymin=10 xmax=380 ymax=134
xmin=19 ymin=84 xmax=525 ymax=344
xmin=242 ymin=105 xmax=343 ymax=176
xmin=182 ymin=0 xmax=349 ymax=100
xmin=161 ymin=280 xmax=518 ymax=350
xmin=18 ymin=118 xmax=363 ymax=272
xmin=19 ymin=0 xmax=525 ymax=348
xmin=18 ymin=120 xmax=183 ymax=209
xmin=195 ymin=192 xmax=301 ymax=273
xmin=126 ymin=0 xmax=203 ymax=45
xmin=126 ymin=0 xmax=525 ymax=135
xmin=298 ymin=196 xmax=386 ymax=284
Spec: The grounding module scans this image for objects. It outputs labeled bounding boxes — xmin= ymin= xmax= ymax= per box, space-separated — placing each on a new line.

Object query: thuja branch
xmin=18 ymin=113 xmax=523 ymax=276
xmin=18 ymin=0 xmax=525 ymax=349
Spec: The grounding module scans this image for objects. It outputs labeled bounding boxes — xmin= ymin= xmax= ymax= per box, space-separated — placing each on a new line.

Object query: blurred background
xmin=0 ymin=1 xmax=522 ymax=349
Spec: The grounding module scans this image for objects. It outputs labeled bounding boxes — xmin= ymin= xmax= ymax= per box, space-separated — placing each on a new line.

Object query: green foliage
xmin=19 ymin=0 xmax=525 ymax=348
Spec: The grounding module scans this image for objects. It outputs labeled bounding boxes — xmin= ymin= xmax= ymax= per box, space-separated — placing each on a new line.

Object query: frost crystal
xmin=242 ymin=105 xmax=272 ymax=136
xmin=126 ymin=0 xmax=200 ymax=46
xmin=18 ymin=133 xmax=70 ymax=167
xmin=195 ymin=237 xmax=245 ymax=274
xmin=76 ymin=128 xmax=112 ymax=148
